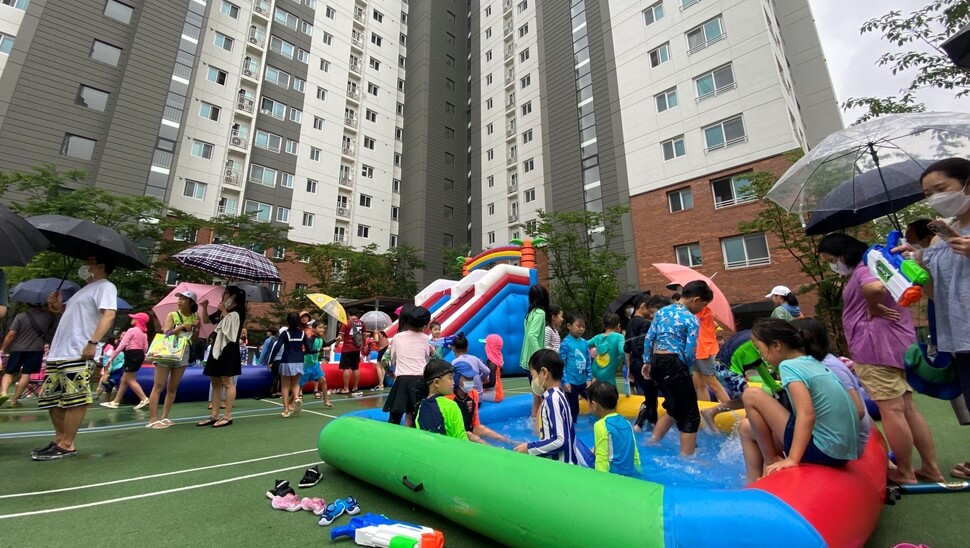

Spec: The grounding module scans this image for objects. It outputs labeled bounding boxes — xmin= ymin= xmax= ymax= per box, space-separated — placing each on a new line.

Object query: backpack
xmin=351 ymin=323 xmax=364 ymax=348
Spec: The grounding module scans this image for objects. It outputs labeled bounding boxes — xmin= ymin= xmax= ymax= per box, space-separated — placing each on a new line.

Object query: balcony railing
xmin=505 ymin=45 xmax=515 ymax=60
xmin=695 ymin=82 xmax=737 ymax=102
xmin=354 ymin=11 xmax=364 ymax=23
xmin=680 ymin=0 xmax=700 ymax=11
xmin=349 ymin=60 xmax=361 ymax=73
xmin=351 ymin=35 xmax=363 ymax=48
xmin=342 ymin=144 xmax=355 ymax=155
xmin=508 ymin=212 xmax=519 ymax=223
xmin=344 ymin=116 xmax=358 ymax=128
xmin=223 ymin=169 xmax=242 ymax=187
xmin=506 ymin=126 xmax=515 ymax=136
xmin=253 ymin=0 xmax=269 ymax=17
xmin=241 ymin=59 xmax=259 ymax=79
xmin=503 ymin=0 xmax=513 ymax=12
xmin=229 ymin=129 xmax=248 ymax=147
xmin=347 ymin=88 xmax=360 ymax=100
xmin=334 ymin=234 xmax=347 ymax=244
xmin=339 ymin=177 xmax=354 ymax=188
xmin=704 ymin=135 xmax=747 ymax=154
xmin=687 ymin=33 xmax=726 ymax=55
xmin=506 ymin=153 xmax=516 ymax=165
xmin=507 ymin=182 xmax=517 ymax=194
xmin=504 ymin=23 xmax=513 ymax=36
xmin=236 ymin=96 xmax=255 ymax=114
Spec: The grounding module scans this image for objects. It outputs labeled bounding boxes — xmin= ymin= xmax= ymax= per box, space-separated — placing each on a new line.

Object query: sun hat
xmin=484 ymin=334 xmax=504 ymax=367
xmin=765 ymin=285 xmax=792 ymax=298
xmin=129 ymin=312 xmax=150 ymax=331
xmin=176 ymin=290 xmax=198 ymax=303
xmin=299 ymin=310 xmax=312 ymax=318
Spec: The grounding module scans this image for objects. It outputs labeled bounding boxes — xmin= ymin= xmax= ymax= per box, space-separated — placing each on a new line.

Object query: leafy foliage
xmin=303 ymin=243 xmax=426 ymax=300
xmin=440 ymin=244 xmax=472 ymax=280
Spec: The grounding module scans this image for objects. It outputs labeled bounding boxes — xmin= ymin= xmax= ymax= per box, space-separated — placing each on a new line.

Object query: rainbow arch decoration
xmin=461 ymin=239 xmax=538 ymax=276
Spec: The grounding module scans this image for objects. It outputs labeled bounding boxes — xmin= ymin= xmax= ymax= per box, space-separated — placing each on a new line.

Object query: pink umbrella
xmin=152 ymin=282 xmax=225 ymax=338
xmin=652 ymin=263 xmax=736 ymax=331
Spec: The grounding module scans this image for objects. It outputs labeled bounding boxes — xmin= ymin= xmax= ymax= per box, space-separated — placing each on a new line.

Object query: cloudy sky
xmin=807 ymin=0 xmax=964 ymax=125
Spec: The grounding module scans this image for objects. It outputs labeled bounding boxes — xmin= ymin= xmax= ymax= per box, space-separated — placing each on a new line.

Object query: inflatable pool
xmin=305 ymin=361 xmax=382 ymax=392
xmin=319 ymin=394 xmax=886 ymax=547
xmin=120 ymin=365 xmax=273 ymax=403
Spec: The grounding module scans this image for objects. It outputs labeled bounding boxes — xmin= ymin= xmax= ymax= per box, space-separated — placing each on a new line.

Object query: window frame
xmin=721 ymin=233 xmax=770 ymax=269
xmin=675 ymin=242 xmax=703 ymax=267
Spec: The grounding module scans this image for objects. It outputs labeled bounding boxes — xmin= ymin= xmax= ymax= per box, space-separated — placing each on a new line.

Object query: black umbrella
xmin=608 ymin=291 xmax=648 ymax=314
xmin=0 ymin=203 xmax=49 ymax=267
xmin=230 ymin=282 xmax=281 ymax=303
xmin=9 ymin=278 xmax=81 ymax=305
xmin=26 ymin=215 xmax=149 ymax=269
xmin=804 ymin=159 xmax=930 ymax=235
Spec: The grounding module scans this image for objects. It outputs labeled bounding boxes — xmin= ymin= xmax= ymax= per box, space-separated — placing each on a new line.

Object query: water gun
xmin=331 ymin=513 xmax=444 ymax=548
xmin=430 ymin=335 xmax=456 ymax=349
xmin=863 ymin=230 xmax=930 ymax=307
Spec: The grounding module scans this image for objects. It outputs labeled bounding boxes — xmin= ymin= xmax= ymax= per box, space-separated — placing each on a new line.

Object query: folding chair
xmin=24 ymin=363 xmax=46 ymax=398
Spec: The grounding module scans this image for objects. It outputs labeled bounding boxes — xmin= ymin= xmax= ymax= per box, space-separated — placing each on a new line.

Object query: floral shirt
xmin=643 ymin=303 xmax=699 ymax=368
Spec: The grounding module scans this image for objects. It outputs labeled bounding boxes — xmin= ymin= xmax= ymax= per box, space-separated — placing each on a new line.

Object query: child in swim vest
xmin=415 ymin=359 xmax=468 ymax=440
xmin=589 ymin=381 xmax=640 ymax=477
xmin=448 ymin=361 xmax=511 ymax=445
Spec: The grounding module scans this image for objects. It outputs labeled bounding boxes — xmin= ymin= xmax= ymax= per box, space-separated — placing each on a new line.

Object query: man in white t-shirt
xmin=33 ymin=255 xmax=118 ymax=461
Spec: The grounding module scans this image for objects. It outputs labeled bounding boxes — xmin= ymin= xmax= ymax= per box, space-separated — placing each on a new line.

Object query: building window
xmin=61 ymin=134 xmax=96 ymax=160
xmin=244 ymin=200 xmax=272 ymax=222
xmin=260 ymin=97 xmax=285 ymax=119
xmin=371 ymin=33 xmax=382 ymax=46
xmin=220 ymin=1 xmax=239 ymax=18
xmin=301 ymin=20 xmax=313 ymax=36
xmin=486 ymin=175 xmax=494 ymax=188
xmin=656 ymin=88 xmax=678 ymax=112
xmin=389 ymin=234 xmax=398 ymax=248
xmin=444 ymin=153 xmax=455 ymax=165
xmin=207 ymin=66 xmax=228 ymax=85
xmin=265 ymin=66 xmax=291 ymax=88
xmin=523 ymin=158 xmax=535 ymax=172
xmin=2 ymin=0 xmax=29 ymax=10
xmin=90 ymin=40 xmax=122 ymax=66
xmin=369 ymin=57 xmax=381 ymax=71
xmin=712 ymin=173 xmax=755 ymax=208
xmin=281 ymin=172 xmax=294 ymax=187
xmin=395 ymin=127 xmax=404 ymax=140
xmin=313 ymin=116 xmax=324 ymax=130
xmin=487 ymin=203 xmax=495 ymax=215
xmin=316 ymin=87 xmax=327 ymax=101
xmin=165 ymin=270 xmax=181 ymax=286
xmin=293 ymin=77 xmax=306 ymax=92
xmin=687 ymin=16 xmax=725 ymax=54
xmin=173 ymin=227 xmax=197 ymax=242
xmin=104 ymin=0 xmax=134 ymax=24
xmin=0 ymin=32 xmax=13 ymax=55
xmin=445 ymin=102 xmax=455 ymax=115
xmin=274 ymin=7 xmax=298 ymax=29
xmin=675 ymin=243 xmax=702 ymax=267
xmin=191 ymin=140 xmax=213 ymax=159
xmin=297 ymin=49 xmax=309 ymax=63
xmin=643 ymin=2 xmax=664 ymax=25
xmin=486 ymin=50 xmax=493 ymax=62
xmin=520 ymin=74 xmax=531 ymax=88
xmin=373 ymin=9 xmax=384 ymax=22
xmin=518 ymin=1 xmax=528 ymax=13
xmin=668 ymin=188 xmax=694 ymax=212
xmin=214 ymin=32 xmax=234 ymax=51
xmin=302 ymin=212 xmax=314 ymax=227
xmin=320 ymin=59 xmax=331 ymax=73
xmin=518 ymin=23 xmax=529 ymax=38
xmin=703 ymin=115 xmax=746 ymax=151
xmin=695 ymin=64 xmax=736 ymax=99
xmin=519 ymin=48 xmax=530 ymax=62
xmin=487 ymin=231 xmax=496 ymax=245
xmin=367 ymin=82 xmax=379 ymax=96
xmin=306 ymin=179 xmax=318 ymax=193
xmin=183 ymin=180 xmax=206 ymax=200
xmin=285 ymin=139 xmax=299 ymax=155
xmin=486 ymin=149 xmax=494 ymax=161
xmin=365 ymin=109 xmax=377 ymax=122
xmin=521 ymin=101 xmax=532 ymax=116
xmin=361 ymin=165 xmax=374 ymax=178
xmin=290 ymin=108 xmax=302 ymax=123
xmin=522 ymin=129 xmax=533 ymax=143
xmin=721 ymin=233 xmax=770 ymax=269
xmin=524 ymin=188 xmax=536 ymax=202
xmin=75 ymin=85 xmax=110 ymax=112
xmin=394 ymin=153 xmax=401 ymax=166
xmin=661 ymin=136 xmax=686 ymax=160
xmin=322 ymin=32 xmax=333 ymax=45
xmin=363 ymin=136 xmax=375 ymax=149
xmin=273 ymin=246 xmax=286 ymax=259
xmin=249 ymin=164 xmax=277 ymax=186
xmin=254 ymin=130 xmax=282 ymax=152
xmin=310 ymin=147 xmax=321 ymax=161
xmin=270 ymin=36 xmax=295 ymax=59
xmin=359 ymin=194 xmax=372 ymax=208
xmin=357 ymin=224 xmax=370 ymax=238
xmin=326 ymin=5 xmax=335 ymax=18
xmin=486 ymin=98 xmax=493 ymax=110
xmin=649 ymin=43 xmax=670 ymax=67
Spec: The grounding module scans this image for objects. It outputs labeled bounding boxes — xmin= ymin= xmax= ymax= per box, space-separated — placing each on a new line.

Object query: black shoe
xmin=31 ymin=444 xmax=77 ymax=461
xmin=265 ymin=479 xmax=295 ymax=499
xmin=30 ymin=441 xmax=56 ymax=457
xmin=298 ymin=465 xmax=322 ymax=488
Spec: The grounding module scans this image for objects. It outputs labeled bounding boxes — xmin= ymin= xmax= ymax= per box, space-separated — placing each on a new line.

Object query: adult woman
xmin=520 ymin=284 xmax=549 ymax=419
xmin=818 ymin=233 xmax=943 ymax=484
xmin=765 ymin=285 xmax=803 ymax=320
xmin=909 ymin=158 xmax=970 ymax=478
xmin=147 ymin=290 xmax=199 ymax=429
xmin=198 ymin=285 xmax=246 ymax=428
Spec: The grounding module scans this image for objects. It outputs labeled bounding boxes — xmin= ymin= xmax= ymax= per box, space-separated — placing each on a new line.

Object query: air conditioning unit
xmin=231 ymin=136 xmax=244 ymax=146
xmin=244 ymin=69 xmax=254 ymax=77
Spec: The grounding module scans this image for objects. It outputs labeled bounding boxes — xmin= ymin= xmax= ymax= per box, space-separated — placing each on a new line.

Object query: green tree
xmin=385 ymin=244 xmax=427 ymax=297
xmin=524 ymin=205 xmax=629 ymax=333
xmin=440 ymin=244 xmax=472 ymax=280
xmin=843 ymin=0 xmax=970 ymax=123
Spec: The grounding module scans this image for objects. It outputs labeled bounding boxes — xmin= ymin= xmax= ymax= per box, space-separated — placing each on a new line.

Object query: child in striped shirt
xmin=515 ymin=349 xmax=588 ymax=466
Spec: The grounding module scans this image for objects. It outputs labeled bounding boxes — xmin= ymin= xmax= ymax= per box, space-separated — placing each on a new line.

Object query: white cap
xmin=176 ymin=290 xmax=198 ymax=303
xmin=765 ymin=285 xmax=792 ymax=298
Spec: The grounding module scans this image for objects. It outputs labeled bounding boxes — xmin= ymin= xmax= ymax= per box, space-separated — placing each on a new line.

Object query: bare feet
xmin=700 ymin=408 xmax=718 ymax=432
xmin=915 ymin=466 xmax=945 ymax=483
xmin=633 ymin=424 xmax=642 ymax=433
xmin=888 ymin=468 xmax=917 ymax=485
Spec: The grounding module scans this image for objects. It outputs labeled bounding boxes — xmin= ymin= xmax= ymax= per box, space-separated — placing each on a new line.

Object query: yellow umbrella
xmin=307 ymin=293 xmax=348 ymax=325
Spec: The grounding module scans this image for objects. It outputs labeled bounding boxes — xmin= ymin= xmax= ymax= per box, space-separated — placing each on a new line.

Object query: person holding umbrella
xmin=197 ymin=285 xmax=247 ymax=428
xmin=146 ymin=290 xmax=200 ymax=429
xmin=33 ymin=255 xmax=118 ymax=460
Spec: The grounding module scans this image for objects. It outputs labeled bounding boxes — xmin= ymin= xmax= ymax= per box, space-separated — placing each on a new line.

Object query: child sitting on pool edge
xmin=448 ymin=360 xmax=511 ymax=445
xmin=415 ymin=359 xmax=468 ymax=441
xmin=589 ymin=381 xmax=640 ymax=477
xmin=515 ymin=349 xmax=588 ymax=466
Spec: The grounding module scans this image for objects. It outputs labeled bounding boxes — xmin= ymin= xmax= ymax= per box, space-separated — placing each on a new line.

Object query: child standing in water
xmin=588 ymin=312 xmax=625 ymax=388
xmin=515 ymin=349 xmax=588 ymax=466
xmin=559 ymin=311 xmax=592 ymax=423
xmin=589 ymin=381 xmax=640 ymax=477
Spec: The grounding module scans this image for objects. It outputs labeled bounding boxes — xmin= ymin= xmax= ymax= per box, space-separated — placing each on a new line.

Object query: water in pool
xmin=490 ymin=415 xmax=747 ymax=489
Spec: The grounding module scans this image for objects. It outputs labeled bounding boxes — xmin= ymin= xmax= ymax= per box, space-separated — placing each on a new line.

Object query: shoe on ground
xmin=31 ymin=444 xmax=78 ymax=461
xmin=271 ymin=493 xmax=302 ymax=512
xmin=351 ymin=391 xmax=363 ymax=398
xmin=8 ymin=401 xmax=22 ymax=408
xmin=0 ymin=394 xmax=9 ymax=406
xmin=298 ymin=465 xmax=322 ymax=488
xmin=300 ymin=497 xmax=327 ymax=515
xmin=266 ymin=479 xmax=294 ymax=499
xmin=293 ymin=399 xmax=302 ymax=415
xmin=31 ymin=441 xmax=56 ymax=457
xmin=133 ymin=398 xmax=150 ymax=410
xmin=318 ymin=497 xmax=360 ymax=526
xmin=100 ymin=401 xmax=119 ymax=409
xmin=160 ymin=418 xmax=174 ymax=426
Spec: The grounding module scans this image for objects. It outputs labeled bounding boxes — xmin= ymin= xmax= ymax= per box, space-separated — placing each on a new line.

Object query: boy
xmin=415 ymin=359 xmax=468 ymax=440
xmin=693 ymin=305 xmax=730 ymax=405
xmin=588 ymin=312 xmax=625 ymax=387
xmin=515 ymin=349 xmax=588 ymax=466
xmin=627 ymin=295 xmax=671 ymax=431
xmin=643 ymin=280 xmax=714 ymax=456
xmin=448 ymin=361 xmax=511 ymax=445
xmin=559 ymin=311 xmax=592 ymax=423
xmin=589 ymin=381 xmax=640 ymax=477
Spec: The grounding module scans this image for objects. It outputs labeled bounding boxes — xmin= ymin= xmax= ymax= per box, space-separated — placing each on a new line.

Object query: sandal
xmin=324 ymin=401 xmax=334 ymax=408
xmin=197 ymin=417 xmax=218 ymax=426
xmin=149 ymin=421 xmax=170 ymax=430
xmin=212 ymin=417 xmax=233 ymax=428
xmin=160 ymin=418 xmax=175 ymax=426
xmin=951 ymin=461 xmax=970 ymax=480
xmin=314 ymin=392 xmax=322 ymax=399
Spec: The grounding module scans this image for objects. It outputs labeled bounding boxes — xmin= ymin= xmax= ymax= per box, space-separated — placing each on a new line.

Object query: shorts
xmin=38 ymin=359 xmax=93 ymax=409
xmin=280 ymin=362 xmax=303 ymax=377
xmin=123 ymin=350 xmax=146 ymax=373
xmin=694 ymin=356 xmax=716 ymax=376
xmin=101 ymin=367 xmax=124 ymax=389
xmin=4 ymin=351 xmax=44 ymax=375
xmin=300 ymin=363 xmax=324 ymax=385
xmin=854 ymin=362 xmax=911 ymax=401
xmin=339 ymin=351 xmax=361 ymax=371
xmin=651 ymin=354 xmax=700 ymax=434
xmin=713 ymin=361 xmax=747 ymax=400
xmin=783 ymin=414 xmax=849 ymax=467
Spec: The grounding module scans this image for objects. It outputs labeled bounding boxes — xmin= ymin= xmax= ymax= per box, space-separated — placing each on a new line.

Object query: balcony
xmin=336 ymin=206 xmax=351 ymax=218
xmin=241 ymin=59 xmax=259 ymax=80
xmin=349 ymin=59 xmax=361 ymax=74
xmin=351 ymin=35 xmax=363 ymax=49
xmin=504 ymin=23 xmax=513 ymax=36
xmin=508 ymin=212 xmax=519 ymax=223
xmin=687 ymin=33 xmax=726 ymax=56
xmin=223 ymin=168 xmax=242 ymax=187
xmin=505 ymin=95 xmax=516 ymax=111
xmin=504 ymin=44 xmax=515 ymax=60
xmin=236 ymin=96 xmax=255 ymax=114
xmin=346 ymin=88 xmax=360 ymax=101
xmin=354 ymin=11 xmax=364 ymax=23
xmin=695 ymin=82 xmax=737 ymax=103
xmin=339 ymin=177 xmax=354 ymax=188
xmin=228 ymin=129 xmax=248 ymax=148
xmin=506 ymin=152 xmax=516 ymax=165
xmin=334 ymin=234 xmax=347 ymax=244
xmin=344 ymin=116 xmax=358 ymax=129
xmin=253 ymin=0 xmax=269 ymax=18
xmin=506 ymin=125 xmax=515 ymax=137
xmin=503 ymin=0 xmax=513 ymax=13
xmin=248 ymin=27 xmax=265 ymax=48
xmin=505 ymin=73 xmax=515 ymax=86
xmin=342 ymin=144 xmax=355 ymax=156
xmin=507 ymin=182 xmax=517 ymax=194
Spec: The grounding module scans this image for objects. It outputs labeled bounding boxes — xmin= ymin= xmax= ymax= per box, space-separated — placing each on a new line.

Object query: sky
xmin=807 ymin=0 xmax=964 ymax=125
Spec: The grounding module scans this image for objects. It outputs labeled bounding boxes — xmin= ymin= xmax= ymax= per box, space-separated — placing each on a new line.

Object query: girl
xmin=198 ymin=285 xmax=247 ymax=428
xmin=96 ymin=336 xmax=124 ymax=402
xmin=520 ymin=284 xmax=549 ymax=418
xmin=544 ymin=305 xmax=563 ymax=352
xmin=101 ymin=312 xmax=151 ymax=410
xmin=369 ymin=329 xmax=390 ymax=390
xmin=560 ymin=311 xmax=591 ymax=423
xmin=766 ymin=285 xmax=803 ymax=320
xmin=300 ymin=320 xmax=334 ymax=407
xmin=740 ymin=319 xmax=860 ymax=484
xmin=272 ymin=312 xmax=313 ymax=417
xmin=383 ymin=305 xmax=433 ymax=425
xmin=449 ymin=333 xmax=490 ymax=395
xmin=147 ymin=290 xmax=199 ymax=429
xmin=481 ymin=334 xmax=504 ymax=403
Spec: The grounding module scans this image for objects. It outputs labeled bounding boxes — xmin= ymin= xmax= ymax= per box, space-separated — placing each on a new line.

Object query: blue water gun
xmin=430 ymin=335 xmax=456 ymax=349
xmin=331 ymin=512 xmax=444 ymax=547
xmin=863 ymin=230 xmax=929 ymax=307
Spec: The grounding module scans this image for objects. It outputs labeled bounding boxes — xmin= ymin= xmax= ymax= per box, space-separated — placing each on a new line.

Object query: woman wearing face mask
xmin=197 ymin=285 xmax=247 ymax=428
xmin=817 ymin=233 xmax=944 ymax=484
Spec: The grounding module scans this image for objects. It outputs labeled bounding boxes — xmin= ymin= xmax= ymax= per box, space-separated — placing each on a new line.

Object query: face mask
xmin=829 ymin=261 xmax=853 ymax=276
xmin=77 ymin=265 xmax=92 ymax=281
xmin=624 ymin=307 xmax=634 ymax=317
xmin=223 ymin=297 xmax=234 ymax=309
xmin=927 ymin=183 xmax=970 ymax=217
xmin=461 ymin=381 xmax=476 ymax=393
xmin=531 ymin=373 xmax=545 ymax=396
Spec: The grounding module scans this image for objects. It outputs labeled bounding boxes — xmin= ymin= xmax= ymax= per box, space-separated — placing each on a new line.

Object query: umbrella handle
xmin=58 ymin=257 xmax=79 ymax=292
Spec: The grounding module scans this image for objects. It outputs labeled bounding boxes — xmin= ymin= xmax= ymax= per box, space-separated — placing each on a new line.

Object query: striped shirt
xmin=527 ymin=387 xmax=588 ymax=466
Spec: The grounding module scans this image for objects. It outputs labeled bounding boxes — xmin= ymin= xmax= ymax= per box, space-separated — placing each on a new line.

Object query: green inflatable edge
xmin=318 ymin=417 xmax=666 ymax=547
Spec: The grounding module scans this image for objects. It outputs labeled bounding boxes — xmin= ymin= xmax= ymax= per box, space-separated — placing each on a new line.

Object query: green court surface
xmin=0 ymin=378 xmax=966 ymax=547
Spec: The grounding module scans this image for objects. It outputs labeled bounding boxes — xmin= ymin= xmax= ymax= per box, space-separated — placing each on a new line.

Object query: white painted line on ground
xmin=0 ymin=462 xmax=320 ymax=519
xmin=0 ymin=449 xmax=318 ymax=499
xmin=257 ymin=398 xmax=339 ymax=419
xmin=0 ymin=411 xmax=287 ymax=440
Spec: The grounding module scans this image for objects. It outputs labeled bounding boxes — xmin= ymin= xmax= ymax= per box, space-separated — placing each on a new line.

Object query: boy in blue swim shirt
xmin=589 ymin=381 xmax=640 ymax=477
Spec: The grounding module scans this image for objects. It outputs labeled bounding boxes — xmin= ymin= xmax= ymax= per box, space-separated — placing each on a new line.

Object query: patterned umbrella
xmin=172 ymin=244 xmax=282 ymax=283
xmin=307 ymin=293 xmax=348 ymax=325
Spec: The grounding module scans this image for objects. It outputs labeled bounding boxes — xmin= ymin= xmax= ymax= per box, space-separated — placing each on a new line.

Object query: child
xmin=97 ymin=346 xmax=125 ymax=402
xmin=448 ymin=361 xmax=511 ymax=445
xmin=369 ymin=329 xmax=390 ymax=390
xmin=740 ymin=319 xmax=860 ymax=484
xmin=481 ymin=334 xmax=504 ymax=403
xmin=693 ymin=305 xmax=730 ymax=404
xmin=270 ymin=312 xmax=312 ymax=417
xmin=643 ymin=281 xmax=713 ymax=456
xmin=545 ymin=305 xmax=563 ymax=351
xmin=383 ymin=305 xmax=434 ymax=425
xmin=415 ymin=359 xmax=468 ymax=440
xmin=588 ymin=312 xmax=625 ymax=387
xmin=559 ymin=311 xmax=591 ymax=423
xmin=701 ymin=330 xmax=780 ymax=431
xmin=450 ymin=333 xmax=490 ymax=395
xmin=429 ymin=321 xmax=448 ymax=359
xmin=101 ymin=312 xmax=151 ymax=410
xmin=515 ymin=349 xmax=588 ymax=466
xmin=589 ymin=381 xmax=641 ymax=477
xmin=300 ymin=320 xmax=334 ymax=408
xmin=628 ymin=295 xmax=670 ymax=431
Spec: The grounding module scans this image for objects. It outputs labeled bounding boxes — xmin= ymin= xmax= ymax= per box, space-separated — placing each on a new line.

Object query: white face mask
xmin=223 ymin=297 xmax=234 ymax=309
xmin=829 ymin=261 xmax=853 ymax=276
xmin=927 ymin=183 xmax=970 ymax=217
xmin=530 ymin=373 xmax=546 ymax=396
xmin=624 ymin=307 xmax=634 ymax=317
xmin=461 ymin=380 xmax=476 ymax=393
xmin=77 ymin=265 xmax=92 ymax=281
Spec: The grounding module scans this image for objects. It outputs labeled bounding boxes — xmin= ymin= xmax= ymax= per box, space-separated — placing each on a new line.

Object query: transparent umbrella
xmin=360 ymin=310 xmax=392 ymax=331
